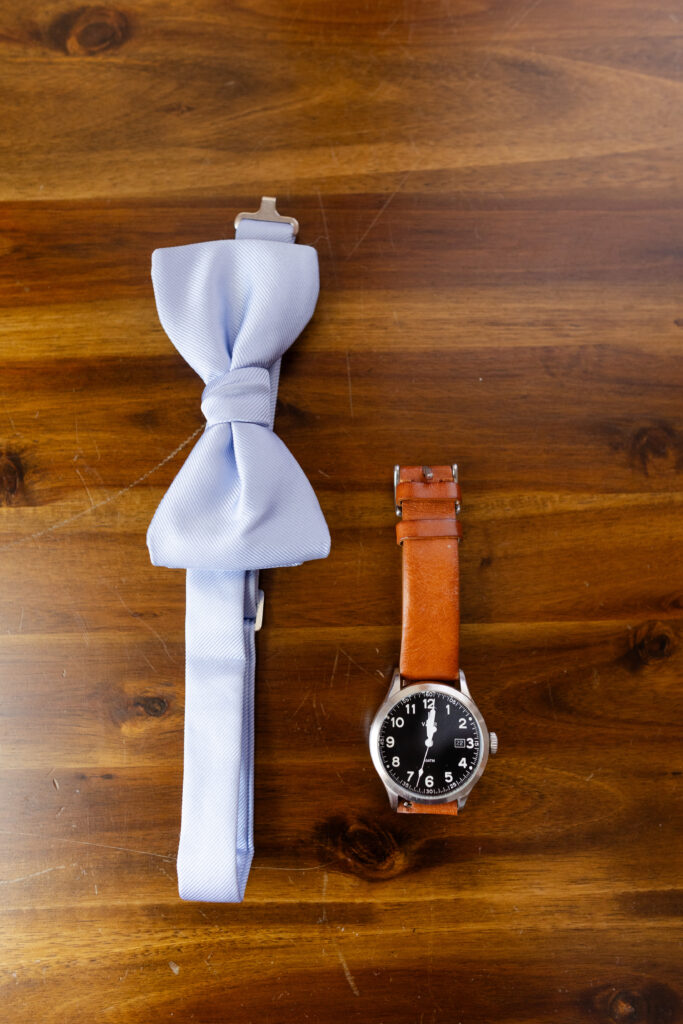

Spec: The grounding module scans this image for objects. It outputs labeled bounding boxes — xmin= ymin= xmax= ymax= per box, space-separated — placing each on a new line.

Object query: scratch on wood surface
xmin=74 ymin=466 xmax=95 ymax=507
xmin=344 ymin=171 xmax=410 ymax=260
xmin=0 ymin=427 xmax=203 ymax=551
xmin=74 ymin=611 xmax=91 ymax=646
xmin=345 ymin=351 xmax=354 ymax=418
xmin=141 ymin=651 xmax=159 ymax=674
xmin=1 ymin=397 xmax=18 ymax=435
xmin=378 ymin=9 xmax=401 ymax=35
xmin=0 ymin=828 xmax=175 ymax=863
xmin=319 ymin=870 xmax=360 ymax=996
xmin=329 ymin=647 xmax=340 ymax=685
xmin=320 ymin=870 xmax=328 ymax=922
xmin=338 ymin=647 xmax=376 ymax=679
xmin=466 ymin=0 xmax=547 ymax=88
xmin=252 ymin=859 xmax=336 ymax=872
xmin=291 ymin=691 xmax=309 ymax=719
xmin=114 ymin=591 xmax=176 ymax=663
xmin=334 ymin=941 xmax=359 ymax=997
xmin=504 ymin=0 xmax=546 ymax=34
xmin=0 ymin=864 xmax=65 ymax=885
xmin=321 ymin=868 xmax=362 ymax=995
xmin=158 ymin=863 xmax=176 ymax=883
xmin=315 ymin=188 xmax=338 ymax=286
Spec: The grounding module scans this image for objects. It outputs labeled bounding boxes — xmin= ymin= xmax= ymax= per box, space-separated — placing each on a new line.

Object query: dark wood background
xmin=1 ymin=1 xmax=682 ymax=1022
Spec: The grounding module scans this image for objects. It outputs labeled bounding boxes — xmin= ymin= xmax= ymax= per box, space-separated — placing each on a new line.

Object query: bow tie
xmin=147 ymin=236 xmax=330 ymax=571
xmin=146 ymin=210 xmax=330 ymax=902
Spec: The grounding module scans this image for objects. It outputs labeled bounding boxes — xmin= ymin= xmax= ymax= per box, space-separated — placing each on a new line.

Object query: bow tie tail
xmin=177 ymin=568 xmax=260 ymax=902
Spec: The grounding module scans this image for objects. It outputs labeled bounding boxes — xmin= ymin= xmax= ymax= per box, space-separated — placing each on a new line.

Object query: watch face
xmin=376 ymin=687 xmax=483 ymax=799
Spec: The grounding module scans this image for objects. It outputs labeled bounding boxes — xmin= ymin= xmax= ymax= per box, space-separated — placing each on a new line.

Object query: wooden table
xmin=1 ymin=2 xmax=682 ymax=1021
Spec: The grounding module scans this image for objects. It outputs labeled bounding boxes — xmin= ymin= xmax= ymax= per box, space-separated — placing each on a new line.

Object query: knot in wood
xmin=55 ymin=6 xmax=130 ymax=55
xmin=608 ymin=983 xmax=681 ymax=1024
xmin=586 ymin=983 xmax=681 ymax=1024
xmin=609 ymin=990 xmax=646 ymax=1022
xmin=630 ymin=621 xmax=676 ymax=667
xmin=134 ymin=695 xmax=168 ymax=718
xmin=629 ymin=422 xmax=680 ymax=477
xmin=321 ymin=816 xmax=409 ymax=880
xmin=0 ymin=450 xmax=25 ymax=505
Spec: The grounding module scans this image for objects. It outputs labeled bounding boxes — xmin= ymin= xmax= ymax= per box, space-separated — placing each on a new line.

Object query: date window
xmin=454 ymin=738 xmax=466 ymax=748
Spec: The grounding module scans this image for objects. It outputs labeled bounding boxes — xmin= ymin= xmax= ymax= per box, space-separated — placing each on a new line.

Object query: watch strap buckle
xmin=394 ymin=463 xmax=460 ymax=517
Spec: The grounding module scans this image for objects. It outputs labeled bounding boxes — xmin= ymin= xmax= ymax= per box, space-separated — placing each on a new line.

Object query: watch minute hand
xmin=425 ymin=707 xmax=436 ymax=745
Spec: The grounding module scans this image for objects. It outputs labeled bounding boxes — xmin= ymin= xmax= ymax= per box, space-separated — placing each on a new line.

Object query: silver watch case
xmin=369 ymin=669 xmax=491 ymax=810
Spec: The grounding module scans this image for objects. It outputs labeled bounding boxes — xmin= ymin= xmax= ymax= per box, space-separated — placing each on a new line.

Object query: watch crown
xmin=490 ymin=732 xmax=498 ymax=755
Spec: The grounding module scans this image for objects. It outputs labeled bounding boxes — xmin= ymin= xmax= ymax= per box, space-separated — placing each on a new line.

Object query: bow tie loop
xmin=201 ymin=366 xmax=271 ymax=428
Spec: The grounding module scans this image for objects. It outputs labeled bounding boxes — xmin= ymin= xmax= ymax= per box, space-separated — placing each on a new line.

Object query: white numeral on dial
xmin=390 ymin=716 xmax=404 ymax=728
xmin=425 ymin=775 xmax=434 ymax=788
xmin=445 ymin=772 xmax=453 ymax=784
xmin=459 ymin=718 xmax=467 ymax=729
xmin=458 ymin=757 xmax=467 ymax=768
xmin=386 ymin=736 xmax=395 ymax=748
xmin=392 ymin=756 xmax=400 ymax=767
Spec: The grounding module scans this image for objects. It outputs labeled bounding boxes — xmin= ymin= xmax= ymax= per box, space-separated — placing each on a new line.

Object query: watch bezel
xmin=369 ymin=680 xmax=490 ymax=805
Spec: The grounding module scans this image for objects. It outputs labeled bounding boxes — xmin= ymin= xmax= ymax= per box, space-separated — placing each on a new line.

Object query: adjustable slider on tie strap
xmin=254 ymin=592 xmax=264 ymax=632
xmin=234 ymin=196 xmax=299 ymax=238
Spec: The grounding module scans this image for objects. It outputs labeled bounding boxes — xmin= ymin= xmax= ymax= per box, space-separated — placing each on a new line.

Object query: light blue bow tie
xmin=147 ymin=231 xmax=330 ymax=570
xmin=147 ymin=209 xmax=330 ymax=901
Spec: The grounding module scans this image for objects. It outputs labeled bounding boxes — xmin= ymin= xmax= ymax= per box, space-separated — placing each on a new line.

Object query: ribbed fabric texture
xmin=147 ymin=216 xmax=330 ymax=901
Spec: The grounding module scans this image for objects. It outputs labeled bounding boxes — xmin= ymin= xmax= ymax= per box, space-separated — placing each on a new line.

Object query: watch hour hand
xmin=425 ymin=706 xmax=436 ymax=746
xmin=416 ymin=706 xmax=437 ymax=782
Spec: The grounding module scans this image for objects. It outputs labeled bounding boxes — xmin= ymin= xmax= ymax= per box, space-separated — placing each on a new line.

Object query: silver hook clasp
xmin=234 ymin=196 xmax=299 ymax=237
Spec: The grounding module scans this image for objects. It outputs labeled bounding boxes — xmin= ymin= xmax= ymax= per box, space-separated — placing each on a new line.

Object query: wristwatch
xmin=369 ymin=464 xmax=498 ymax=814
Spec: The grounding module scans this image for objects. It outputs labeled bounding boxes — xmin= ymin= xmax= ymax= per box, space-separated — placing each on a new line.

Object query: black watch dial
xmin=377 ymin=688 xmax=482 ymax=798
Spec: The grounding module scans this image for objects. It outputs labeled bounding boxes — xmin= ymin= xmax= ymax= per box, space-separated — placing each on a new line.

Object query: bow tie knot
xmin=201 ymin=366 xmax=271 ymax=428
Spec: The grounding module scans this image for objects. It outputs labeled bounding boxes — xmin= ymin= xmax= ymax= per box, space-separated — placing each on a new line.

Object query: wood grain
xmin=1 ymin=1 xmax=682 ymax=1022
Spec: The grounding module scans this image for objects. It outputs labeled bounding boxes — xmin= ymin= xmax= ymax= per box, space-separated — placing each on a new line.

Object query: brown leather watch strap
xmin=396 ymin=465 xmax=461 ymax=682
xmin=397 ymin=799 xmax=459 ymax=815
